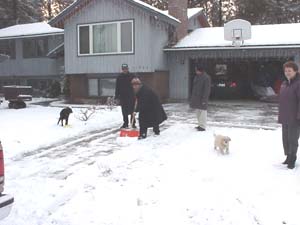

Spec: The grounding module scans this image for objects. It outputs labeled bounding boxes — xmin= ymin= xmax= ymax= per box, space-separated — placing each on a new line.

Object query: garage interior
xmin=188 ymin=48 xmax=298 ymax=101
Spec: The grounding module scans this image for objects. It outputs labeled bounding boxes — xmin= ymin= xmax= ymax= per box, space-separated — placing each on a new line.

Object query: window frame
xmin=87 ymin=77 xmax=116 ymax=97
xmin=22 ymin=37 xmax=49 ymax=59
xmin=77 ymin=19 xmax=134 ymax=56
xmin=0 ymin=39 xmax=16 ymax=59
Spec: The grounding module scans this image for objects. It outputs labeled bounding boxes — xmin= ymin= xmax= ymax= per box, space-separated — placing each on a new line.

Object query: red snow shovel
xmin=119 ymin=114 xmax=139 ymax=137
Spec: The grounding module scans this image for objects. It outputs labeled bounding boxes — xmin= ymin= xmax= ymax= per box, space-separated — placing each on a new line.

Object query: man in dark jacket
xmin=115 ymin=64 xmax=135 ymax=128
xmin=131 ymin=77 xmax=167 ymax=140
xmin=278 ymin=61 xmax=300 ymax=169
xmin=190 ymin=65 xmax=211 ymax=131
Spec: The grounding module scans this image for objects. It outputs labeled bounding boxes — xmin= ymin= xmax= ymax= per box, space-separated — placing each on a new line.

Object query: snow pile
xmin=0 ymin=22 xmax=63 ymax=39
xmin=173 ymin=23 xmax=300 ymax=48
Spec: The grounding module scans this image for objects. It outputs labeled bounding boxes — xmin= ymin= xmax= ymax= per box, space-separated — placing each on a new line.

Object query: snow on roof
xmin=0 ymin=22 xmax=64 ymax=40
xmin=188 ymin=8 xmax=203 ymax=19
xmin=172 ymin=23 xmax=300 ymax=49
xmin=131 ymin=0 xmax=179 ymax=23
xmin=50 ymin=0 xmax=180 ymax=26
xmin=162 ymin=8 xmax=203 ymax=20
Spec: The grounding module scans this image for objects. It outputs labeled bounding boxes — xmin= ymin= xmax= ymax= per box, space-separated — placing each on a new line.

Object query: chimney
xmin=168 ymin=0 xmax=188 ymax=41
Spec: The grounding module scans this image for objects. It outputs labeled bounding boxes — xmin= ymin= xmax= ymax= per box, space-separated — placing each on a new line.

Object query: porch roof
xmin=0 ymin=22 xmax=64 ymax=40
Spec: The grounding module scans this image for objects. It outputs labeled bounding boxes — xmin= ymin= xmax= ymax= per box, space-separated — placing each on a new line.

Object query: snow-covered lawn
xmin=0 ymin=100 xmax=299 ymax=225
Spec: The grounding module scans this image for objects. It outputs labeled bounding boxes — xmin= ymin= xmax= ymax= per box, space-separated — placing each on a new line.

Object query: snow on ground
xmin=0 ymin=100 xmax=120 ymax=160
xmin=0 ymin=100 xmax=299 ymax=225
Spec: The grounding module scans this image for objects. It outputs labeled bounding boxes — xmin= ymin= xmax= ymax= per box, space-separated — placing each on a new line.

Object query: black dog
xmin=57 ymin=107 xmax=73 ymax=126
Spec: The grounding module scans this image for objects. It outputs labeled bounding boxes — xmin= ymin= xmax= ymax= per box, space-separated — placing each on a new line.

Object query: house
xmin=165 ymin=23 xmax=300 ymax=100
xmin=49 ymin=0 xmax=208 ymax=103
xmin=0 ymin=22 xmax=64 ymax=95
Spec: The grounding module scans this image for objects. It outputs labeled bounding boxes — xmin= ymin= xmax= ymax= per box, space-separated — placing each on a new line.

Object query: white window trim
xmin=77 ymin=20 xmax=134 ymax=56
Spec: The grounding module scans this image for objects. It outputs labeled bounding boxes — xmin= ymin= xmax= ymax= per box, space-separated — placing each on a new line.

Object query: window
xmin=88 ymin=79 xmax=99 ymax=96
xmin=78 ymin=20 xmax=134 ymax=56
xmin=0 ymin=40 xmax=16 ymax=59
xmin=88 ymin=78 xmax=116 ymax=97
xmin=99 ymin=78 xmax=116 ymax=96
xmin=79 ymin=26 xmax=89 ymax=54
xmin=23 ymin=37 xmax=48 ymax=58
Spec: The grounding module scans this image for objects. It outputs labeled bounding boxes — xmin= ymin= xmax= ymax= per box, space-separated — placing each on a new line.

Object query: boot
xmin=138 ymin=133 xmax=147 ymax=140
xmin=197 ymin=127 xmax=206 ymax=131
xmin=120 ymin=123 xmax=128 ymax=129
xmin=287 ymin=155 xmax=297 ymax=169
xmin=282 ymin=156 xmax=289 ymax=165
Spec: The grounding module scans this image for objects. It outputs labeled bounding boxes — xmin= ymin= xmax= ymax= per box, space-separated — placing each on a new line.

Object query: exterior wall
xmin=139 ymin=71 xmax=169 ymax=101
xmin=68 ymin=71 xmax=169 ymax=103
xmin=0 ymin=35 xmax=64 ymax=77
xmin=188 ymin=16 xmax=202 ymax=31
xmin=64 ymin=0 xmax=170 ymax=75
xmin=168 ymin=53 xmax=189 ymax=100
xmin=69 ymin=74 xmax=88 ymax=102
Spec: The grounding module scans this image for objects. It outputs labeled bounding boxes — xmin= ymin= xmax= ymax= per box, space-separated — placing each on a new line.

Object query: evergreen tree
xmin=0 ymin=0 xmax=43 ymax=28
xmin=39 ymin=0 xmax=75 ymax=20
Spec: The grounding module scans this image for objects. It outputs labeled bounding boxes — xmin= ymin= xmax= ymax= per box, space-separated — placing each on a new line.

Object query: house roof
xmin=166 ymin=23 xmax=300 ymax=51
xmin=0 ymin=22 xmax=64 ymax=40
xmin=162 ymin=7 xmax=203 ymax=20
xmin=49 ymin=0 xmax=180 ymax=27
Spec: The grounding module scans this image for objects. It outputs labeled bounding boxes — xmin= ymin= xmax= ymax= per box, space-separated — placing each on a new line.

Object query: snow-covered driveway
xmin=1 ymin=100 xmax=299 ymax=225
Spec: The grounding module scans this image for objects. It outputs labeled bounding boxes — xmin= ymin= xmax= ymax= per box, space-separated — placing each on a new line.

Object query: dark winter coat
xmin=135 ymin=85 xmax=167 ymax=128
xmin=190 ymin=72 xmax=211 ymax=110
xmin=115 ymin=72 xmax=135 ymax=115
xmin=278 ymin=74 xmax=300 ymax=125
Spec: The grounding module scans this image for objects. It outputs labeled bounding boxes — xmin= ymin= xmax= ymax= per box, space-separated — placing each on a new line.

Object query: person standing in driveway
xmin=190 ymin=65 xmax=211 ymax=131
xmin=115 ymin=64 xmax=135 ymax=129
xmin=278 ymin=61 xmax=300 ymax=169
xmin=131 ymin=77 xmax=167 ymax=140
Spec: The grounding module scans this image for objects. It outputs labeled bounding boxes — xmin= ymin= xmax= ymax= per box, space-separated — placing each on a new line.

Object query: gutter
xmin=164 ymin=44 xmax=300 ymax=51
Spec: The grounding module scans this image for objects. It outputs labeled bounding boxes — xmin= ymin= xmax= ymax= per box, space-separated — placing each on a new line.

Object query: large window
xmin=23 ymin=37 xmax=48 ymax=58
xmin=0 ymin=40 xmax=16 ymax=59
xmin=88 ymin=78 xmax=116 ymax=97
xmin=78 ymin=20 xmax=134 ymax=56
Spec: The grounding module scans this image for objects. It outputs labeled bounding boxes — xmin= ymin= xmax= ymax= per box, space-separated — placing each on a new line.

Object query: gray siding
xmin=0 ymin=35 xmax=64 ymax=77
xmin=64 ymin=0 xmax=170 ymax=74
xmin=168 ymin=53 xmax=189 ymax=99
xmin=188 ymin=16 xmax=201 ymax=31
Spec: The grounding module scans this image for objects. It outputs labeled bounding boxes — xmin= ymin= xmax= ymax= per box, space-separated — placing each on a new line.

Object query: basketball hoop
xmin=224 ymin=19 xmax=252 ymax=48
xmin=232 ymin=39 xmax=243 ymax=47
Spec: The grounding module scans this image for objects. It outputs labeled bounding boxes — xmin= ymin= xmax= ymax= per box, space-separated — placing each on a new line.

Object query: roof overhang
xmin=165 ymin=45 xmax=300 ymax=60
xmin=49 ymin=0 xmax=180 ymax=28
xmin=0 ymin=32 xmax=64 ymax=40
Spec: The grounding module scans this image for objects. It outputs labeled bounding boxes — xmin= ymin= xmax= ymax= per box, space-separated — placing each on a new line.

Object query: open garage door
xmin=189 ymin=58 xmax=288 ymax=101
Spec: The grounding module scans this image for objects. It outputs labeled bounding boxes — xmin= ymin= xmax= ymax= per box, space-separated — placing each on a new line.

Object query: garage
xmin=166 ymin=22 xmax=300 ymax=101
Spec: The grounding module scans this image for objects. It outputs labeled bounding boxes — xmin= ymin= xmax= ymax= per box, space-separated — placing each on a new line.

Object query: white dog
xmin=214 ymin=134 xmax=231 ymax=154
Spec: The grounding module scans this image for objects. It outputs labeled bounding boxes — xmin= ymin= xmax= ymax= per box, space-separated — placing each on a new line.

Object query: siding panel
xmin=65 ymin=0 xmax=169 ymax=74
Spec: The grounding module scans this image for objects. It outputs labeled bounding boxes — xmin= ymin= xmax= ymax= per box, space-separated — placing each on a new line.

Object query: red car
xmin=0 ymin=141 xmax=14 ymax=220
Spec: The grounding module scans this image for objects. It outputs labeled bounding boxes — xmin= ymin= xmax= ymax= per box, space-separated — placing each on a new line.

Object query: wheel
xmin=8 ymin=102 xmax=14 ymax=109
xmin=16 ymin=101 xmax=26 ymax=109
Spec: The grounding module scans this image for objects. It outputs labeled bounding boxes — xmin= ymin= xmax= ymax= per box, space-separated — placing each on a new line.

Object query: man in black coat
xmin=131 ymin=77 xmax=167 ymax=140
xmin=115 ymin=64 xmax=135 ymax=128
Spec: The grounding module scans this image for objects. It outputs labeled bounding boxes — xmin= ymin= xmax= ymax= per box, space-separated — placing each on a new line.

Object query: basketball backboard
xmin=224 ymin=19 xmax=251 ymax=47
